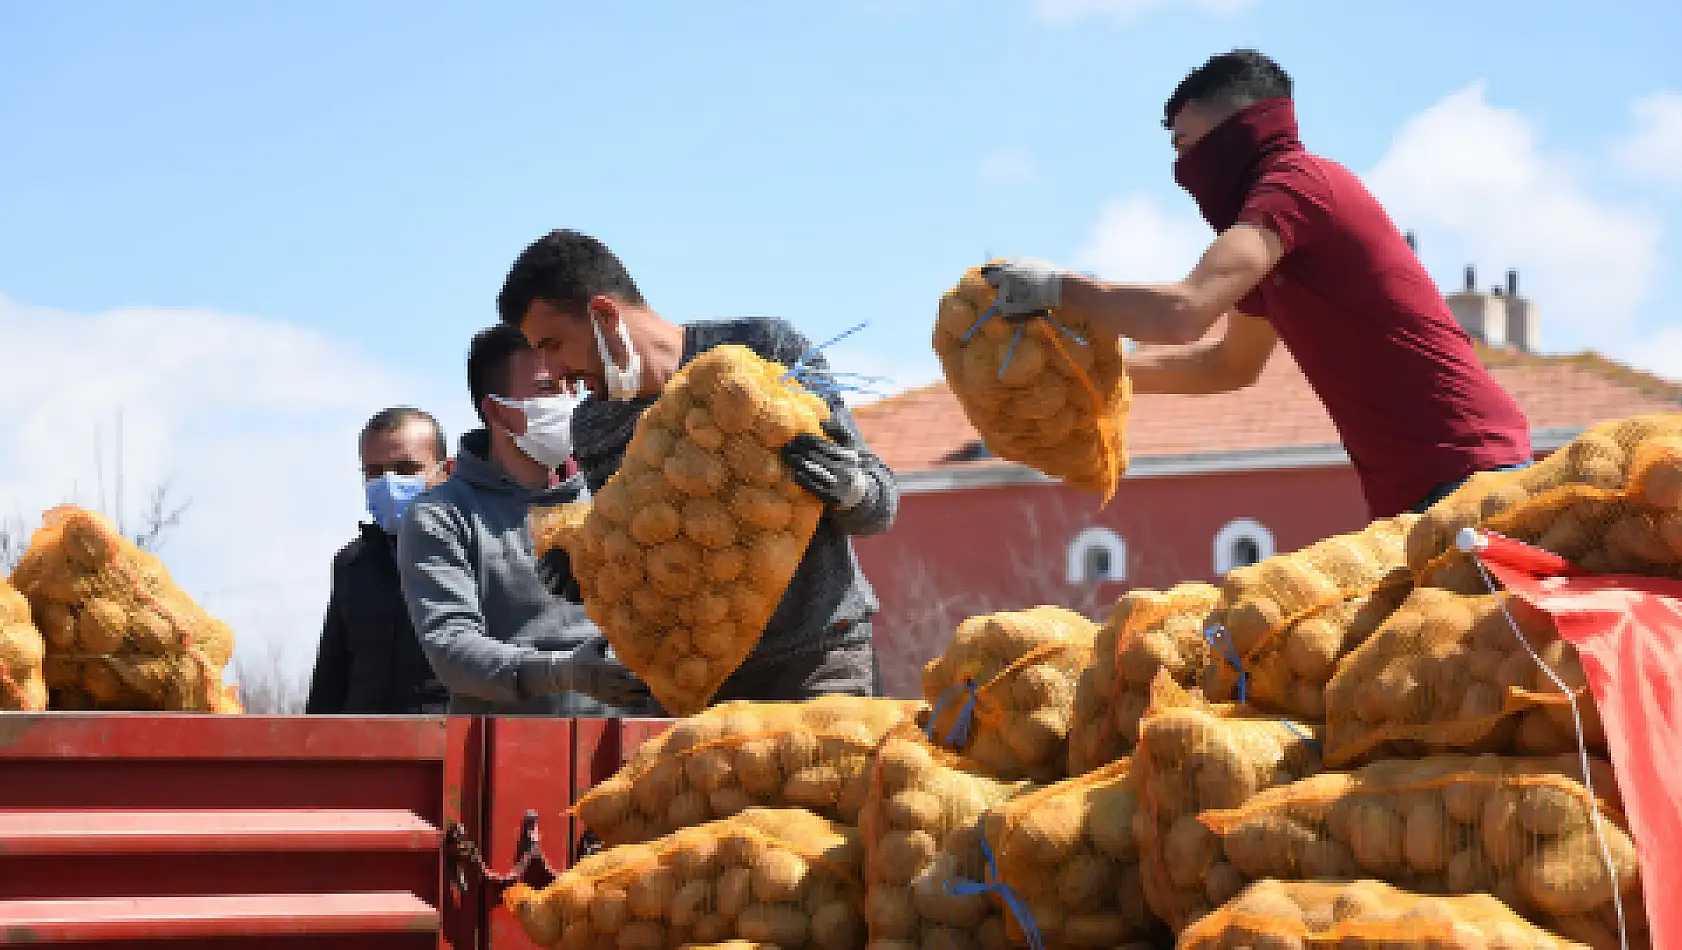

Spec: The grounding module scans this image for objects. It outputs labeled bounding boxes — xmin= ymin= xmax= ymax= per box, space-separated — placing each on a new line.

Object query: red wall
xmin=856 ymin=465 xmax=1372 ymax=697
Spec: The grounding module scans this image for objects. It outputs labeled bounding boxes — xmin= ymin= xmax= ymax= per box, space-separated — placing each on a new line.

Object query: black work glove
xmin=530 ymin=636 xmax=651 ymax=709
xmin=780 ymin=424 xmax=874 ymax=511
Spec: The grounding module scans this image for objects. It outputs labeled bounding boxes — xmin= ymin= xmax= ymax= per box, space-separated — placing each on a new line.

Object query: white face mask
xmin=494 ymin=384 xmax=586 ymax=468
xmin=590 ymin=316 xmax=642 ymax=401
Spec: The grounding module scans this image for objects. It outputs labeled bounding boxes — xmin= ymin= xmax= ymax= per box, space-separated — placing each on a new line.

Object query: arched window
xmin=1067 ymin=527 xmax=1127 ymax=585
xmin=1213 ymin=518 xmax=1275 ymax=575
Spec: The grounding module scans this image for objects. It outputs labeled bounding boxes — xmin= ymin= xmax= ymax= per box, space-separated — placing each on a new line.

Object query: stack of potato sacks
xmin=9 ymin=505 xmax=240 ymax=712
xmin=532 ymin=344 xmax=831 ymax=716
xmin=511 ymin=414 xmax=1674 ymax=950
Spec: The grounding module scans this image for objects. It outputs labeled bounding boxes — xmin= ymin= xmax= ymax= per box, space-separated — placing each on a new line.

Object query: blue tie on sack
xmin=924 ymin=679 xmax=978 ymax=749
xmin=962 ymin=306 xmax=1090 ymax=381
xmin=943 ymin=832 xmax=1045 ymax=950
xmin=1201 ymin=622 xmax=1323 ymax=756
xmin=780 ymin=321 xmax=890 ymax=398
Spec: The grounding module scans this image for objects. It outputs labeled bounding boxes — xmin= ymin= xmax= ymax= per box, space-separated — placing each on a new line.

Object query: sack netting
xmin=575 ymin=697 xmax=922 ymax=847
xmin=861 ymin=723 xmax=1030 ymax=950
xmin=1417 ymin=435 xmax=1682 ymax=593
xmin=1325 ymin=588 xmax=1606 ymax=769
xmin=1180 ymin=878 xmax=1590 ymax=950
xmin=1068 ymin=583 xmax=1222 ymax=774
xmin=1406 ymin=414 xmax=1682 ymax=577
xmin=980 ymin=756 xmax=1164 ymax=948
xmin=532 ymin=344 xmax=831 ymax=715
xmin=1132 ymin=671 xmax=1324 ymax=932
xmin=933 ymin=266 xmax=1131 ymax=501
xmin=922 ymin=605 xmax=1097 ymax=783
xmin=0 ymin=574 xmax=47 ymax=711
xmin=9 ymin=505 xmax=240 ymax=712
xmin=1205 ymin=581 xmax=1413 ymax=722
xmin=1195 ymin=755 xmax=1643 ymax=949
xmin=505 ymin=807 xmax=865 ymax=950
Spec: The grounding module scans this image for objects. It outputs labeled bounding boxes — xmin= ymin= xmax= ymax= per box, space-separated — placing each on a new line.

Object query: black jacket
xmin=306 ymin=522 xmax=449 ymax=714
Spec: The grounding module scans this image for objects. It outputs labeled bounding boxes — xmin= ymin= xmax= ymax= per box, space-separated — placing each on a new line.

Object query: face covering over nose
xmin=590 ymin=316 xmax=642 ymax=401
xmin=494 ymin=384 xmax=586 ymax=468
xmin=365 ymin=473 xmax=430 ymax=534
xmin=1172 ymin=97 xmax=1302 ymax=232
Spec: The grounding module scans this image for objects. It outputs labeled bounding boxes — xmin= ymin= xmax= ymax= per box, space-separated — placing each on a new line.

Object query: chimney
xmin=1464 ymin=266 xmax=1476 ymax=293
xmin=1405 ymin=231 xmax=1418 ymax=252
xmin=1446 ymin=263 xmax=1503 ymax=345
xmin=1505 ymin=269 xmax=1539 ymax=354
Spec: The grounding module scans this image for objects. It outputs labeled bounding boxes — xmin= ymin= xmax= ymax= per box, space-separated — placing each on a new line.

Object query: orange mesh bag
xmin=1204 ymin=581 xmax=1412 ymax=721
xmin=932 ymin=266 xmax=1131 ymax=500
xmin=0 ymin=575 xmax=47 ymax=711
xmin=1180 ymin=878 xmax=1591 ymax=950
xmin=1407 ymin=414 xmax=1682 ymax=575
xmin=1216 ymin=515 xmax=1417 ymax=667
xmin=1324 ymin=588 xmax=1606 ymax=769
xmin=922 ymin=606 xmax=1097 ymax=783
xmin=575 ymin=697 xmax=922 ymax=847
xmin=979 ymin=757 xmax=1166 ymax=948
xmin=1195 ymin=755 xmax=1644 ymax=950
xmin=1132 ymin=671 xmax=1324 ymax=932
xmin=9 ymin=506 xmax=240 ymax=713
xmin=1418 ymin=437 xmax=1682 ymax=593
xmin=681 ymin=944 xmax=780 ymax=950
xmin=1068 ymin=583 xmax=1222 ymax=774
xmin=861 ymin=724 xmax=1029 ymax=950
xmin=504 ymin=807 xmax=865 ymax=950
xmin=531 ymin=344 xmax=831 ymax=715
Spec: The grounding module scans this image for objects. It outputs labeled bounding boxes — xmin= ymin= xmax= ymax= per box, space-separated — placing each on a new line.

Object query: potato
xmin=875 ymin=830 xmax=938 ymax=885
xmin=617 ymin=920 xmax=664 ymax=950
xmin=715 ymin=866 xmax=753 ymax=919
xmin=667 ymin=790 xmax=712 ymax=830
xmin=737 ymin=903 xmax=809 ymax=946
xmin=1165 ymin=814 xmax=1219 ymax=888
xmin=1403 ymin=801 xmax=1449 ymax=872
xmin=810 ymin=900 xmax=863 ymax=950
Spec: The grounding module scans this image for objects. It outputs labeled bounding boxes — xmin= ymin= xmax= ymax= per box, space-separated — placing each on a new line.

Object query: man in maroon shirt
xmin=982 ymin=49 xmax=1533 ymax=518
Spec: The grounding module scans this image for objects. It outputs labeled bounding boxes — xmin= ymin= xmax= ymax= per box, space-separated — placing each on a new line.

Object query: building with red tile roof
xmin=851 ymin=278 xmax=1681 ymax=697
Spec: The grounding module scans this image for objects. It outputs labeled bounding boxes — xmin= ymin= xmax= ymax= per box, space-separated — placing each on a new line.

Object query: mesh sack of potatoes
xmin=10 ymin=506 xmax=240 ymax=713
xmin=978 ymin=757 xmax=1165 ymax=948
xmin=680 ymin=944 xmax=780 ymax=950
xmin=1417 ymin=437 xmax=1682 ymax=592
xmin=504 ymin=807 xmax=865 ymax=950
xmin=1406 ymin=413 xmax=1682 ymax=575
xmin=932 ymin=266 xmax=1131 ymax=499
xmin=861 ymin=723 xmax=1031 ymax=950
xmin=0 ymin=575 xmax=48 ymax=711
xmin=1132 ymin=671 xmax=1325 ymax=932
xmin=576 ymin=697 xmax=923 ymax=847
xmin=1204 ymin=581 xmax=1412 ymax=722
xmin=1179 ymin=878 xmax=1590 ymax=950
xmin=531 ymin=344 xmax=831 ymax=716
xmin=1068 ymin=583 xmax=1222 ymax=774
xmin=1324 ymin=588 xmax=1605 ymax=769
xmin=921 ymin=606 xmax=1097 ymax=783
xmin=1195 ymin=755 xmax=1644 ymax=950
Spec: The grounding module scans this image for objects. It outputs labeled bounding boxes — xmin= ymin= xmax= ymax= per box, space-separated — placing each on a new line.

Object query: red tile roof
xmin=854 ymin=343 xmax=1682 ymax=474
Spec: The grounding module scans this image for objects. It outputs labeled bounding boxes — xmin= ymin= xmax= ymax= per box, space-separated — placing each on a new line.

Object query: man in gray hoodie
xmin=397 ymin=324 xmax=649 ymax=715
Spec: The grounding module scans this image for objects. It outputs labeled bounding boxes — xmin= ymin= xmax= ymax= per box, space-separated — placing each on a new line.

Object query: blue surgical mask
xmin=365 ymin=474 xmax=429 ymax=534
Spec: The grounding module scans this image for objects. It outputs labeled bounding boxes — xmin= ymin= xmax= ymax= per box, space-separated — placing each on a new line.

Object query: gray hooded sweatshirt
xmin=396 ymin=429 xmax=621 ymax=716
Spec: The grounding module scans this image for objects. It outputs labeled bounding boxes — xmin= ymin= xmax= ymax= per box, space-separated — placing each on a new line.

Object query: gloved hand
xmin=781 ymin=422 xmax=874 ymax=511
xmin=532 ymin=636 xmax=650 ymax=709
xmin=980 ymin=257 xmax=1066 ymax=321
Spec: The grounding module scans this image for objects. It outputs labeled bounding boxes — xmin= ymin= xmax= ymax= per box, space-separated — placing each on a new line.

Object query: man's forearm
xmin=1127 ymin=342 xmax=1245 ymax=395
xmin=1060 ymin=276 xmax=1222 ymax=346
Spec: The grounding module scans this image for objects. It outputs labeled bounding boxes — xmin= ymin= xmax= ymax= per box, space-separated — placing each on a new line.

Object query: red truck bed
xmin=0 ymin=714 xmax=671 ymax=949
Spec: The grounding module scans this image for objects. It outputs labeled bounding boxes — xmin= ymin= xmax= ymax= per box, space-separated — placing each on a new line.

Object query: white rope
xmin=1466 ymin=534 xmax=1629 ymax=950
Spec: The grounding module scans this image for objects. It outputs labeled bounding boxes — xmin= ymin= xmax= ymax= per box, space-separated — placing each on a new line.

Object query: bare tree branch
xmin=130 ymin=481 xmax=191 ymax=554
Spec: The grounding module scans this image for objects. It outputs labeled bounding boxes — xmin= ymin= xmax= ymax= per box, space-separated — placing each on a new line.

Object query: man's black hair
xmin=496 ymin=229 xmax=647 ymax=327
xmin=1163 ymin=49 xmax=1293 ymax=129
xmin=467 ymin=324 xmax=533 ymax=425
xmin=361 ymin=407 xmax=447 ymax=463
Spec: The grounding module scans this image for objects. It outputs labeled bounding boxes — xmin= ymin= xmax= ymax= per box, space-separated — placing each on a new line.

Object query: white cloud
xmin=1614 ymin=91 xmax=1682 ymax=188
xmin=977 ymin=146 xmax=1038 ymax=186
xmin=0 ymin=295 xmax=461 ymax=692
xmin=1366 ymin=83 xmax=1663 ymax=340
xmin=1032 ymin=0 xmax=1254 ymax=27
xmin=1071 ymin=192 xmax=1210 ymax=283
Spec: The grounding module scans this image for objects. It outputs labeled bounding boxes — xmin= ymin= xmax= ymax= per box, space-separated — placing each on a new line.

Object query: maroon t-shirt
xmin=1231 ymin=150 xmax=1532 ymax=517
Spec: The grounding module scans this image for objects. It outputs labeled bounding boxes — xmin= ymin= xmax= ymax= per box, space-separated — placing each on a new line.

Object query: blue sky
xmin=2 ymin=0 xmax=1679 ymax=679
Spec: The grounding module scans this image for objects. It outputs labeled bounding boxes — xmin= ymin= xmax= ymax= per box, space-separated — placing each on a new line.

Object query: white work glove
xmin=780 ymin=421 xmax=874 ymax=512
xmin=980 ymin=258 xmax=1066 ymax=321
xmin=530 ymin=636 xmax=650 ymax=708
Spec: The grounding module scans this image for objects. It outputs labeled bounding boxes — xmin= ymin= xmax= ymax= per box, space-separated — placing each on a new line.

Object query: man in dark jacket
xmin=496 ymin=229 xmax=897 ymax=702
xmin=305 ymin=407 xmax=451 ymax=714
